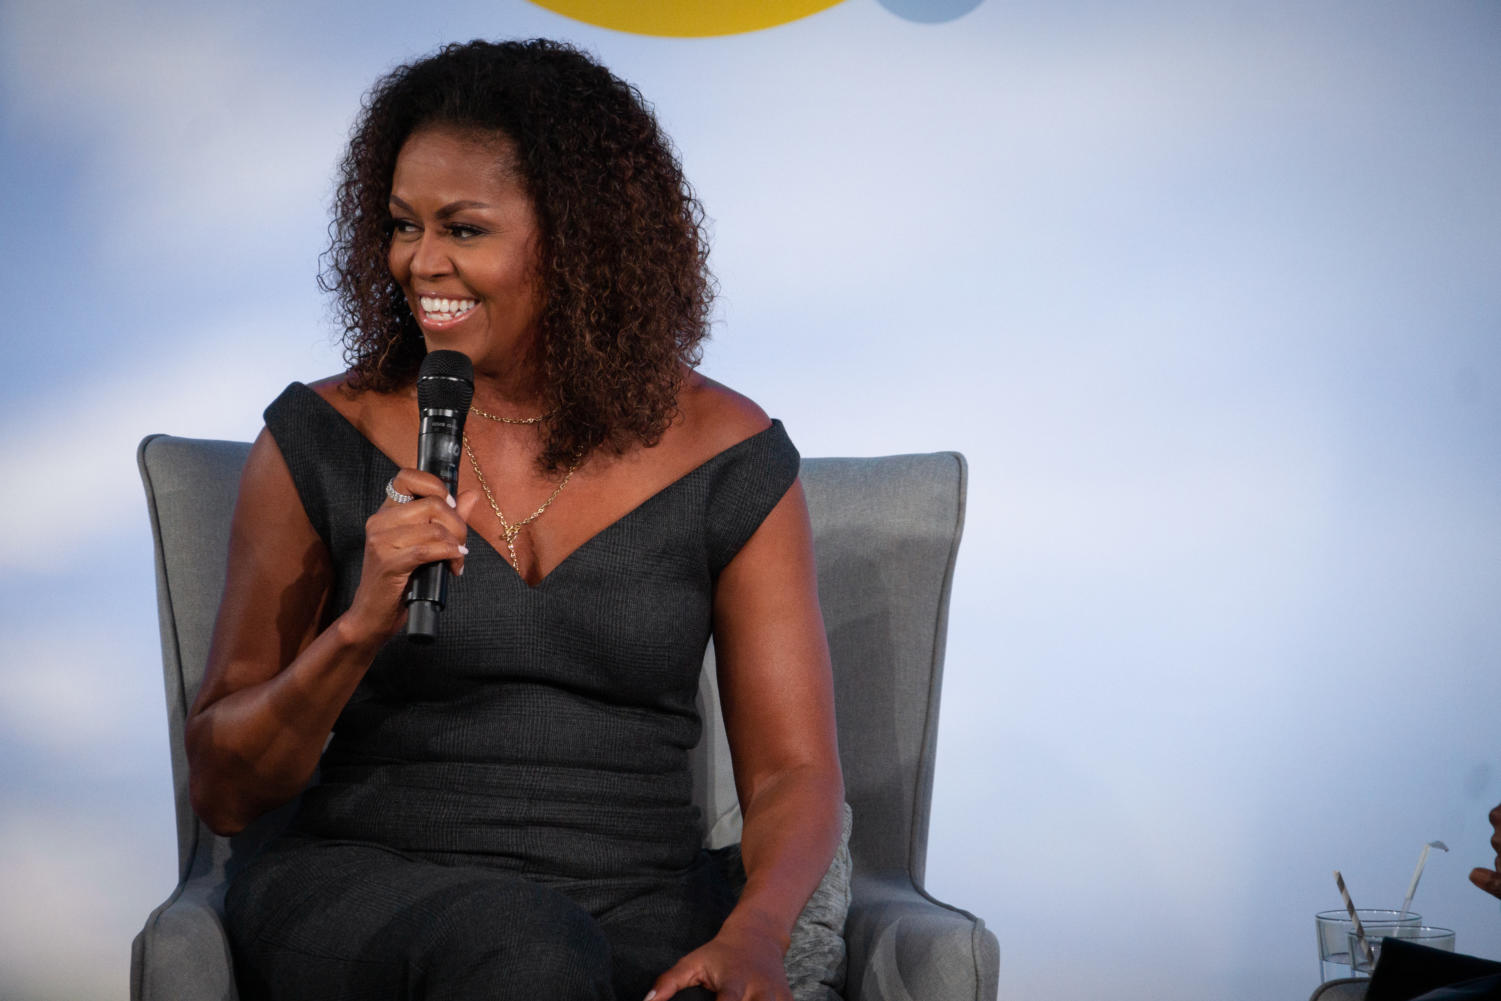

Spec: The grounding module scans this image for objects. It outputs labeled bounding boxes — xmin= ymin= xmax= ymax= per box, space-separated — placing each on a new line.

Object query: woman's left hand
xmin=646 ymin=919 xmax=791 ymax=1001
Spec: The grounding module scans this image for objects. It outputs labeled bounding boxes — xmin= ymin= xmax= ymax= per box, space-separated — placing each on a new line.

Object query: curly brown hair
xmin=321 ymin=39 xmax=713 ymax=471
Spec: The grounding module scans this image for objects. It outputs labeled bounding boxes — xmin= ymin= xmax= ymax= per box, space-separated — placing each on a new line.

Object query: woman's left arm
xmin=649 ymin=479 xmax=844 ymax=1001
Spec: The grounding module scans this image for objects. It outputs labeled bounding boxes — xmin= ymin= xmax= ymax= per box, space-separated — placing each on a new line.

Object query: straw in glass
xmin=1398 ymin=841 xmax=1448 ymax=920
xmin=1334 ymin=869 xmax=1375 ymax=968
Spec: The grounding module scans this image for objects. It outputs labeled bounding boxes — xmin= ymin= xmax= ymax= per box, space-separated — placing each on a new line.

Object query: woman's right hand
xmin=345 ymin=469 xmax=479 ymax=642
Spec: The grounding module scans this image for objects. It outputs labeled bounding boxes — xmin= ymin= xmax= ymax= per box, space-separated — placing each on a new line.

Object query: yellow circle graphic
xmin=528 ymin=0 xmax=847 ymax=37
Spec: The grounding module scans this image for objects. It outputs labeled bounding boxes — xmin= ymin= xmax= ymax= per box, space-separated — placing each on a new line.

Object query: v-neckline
xmin=291 ymin=383 xmax=781 ymax=590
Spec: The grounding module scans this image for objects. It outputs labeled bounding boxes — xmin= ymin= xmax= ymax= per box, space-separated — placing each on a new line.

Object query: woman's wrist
xmin=718 ymin=900 xmax=792 ymax=954
xmin=330 ymin=606 xmax=394 ymax=656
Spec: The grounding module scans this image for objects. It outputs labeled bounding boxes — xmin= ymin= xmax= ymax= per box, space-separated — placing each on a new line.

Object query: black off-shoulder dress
xmin=224 ymin=382 xmax=800 ymax=1001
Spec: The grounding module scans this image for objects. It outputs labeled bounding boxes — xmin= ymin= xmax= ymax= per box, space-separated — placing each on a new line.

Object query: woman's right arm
xmin=186 ymin=427 xmax=472 ymax=835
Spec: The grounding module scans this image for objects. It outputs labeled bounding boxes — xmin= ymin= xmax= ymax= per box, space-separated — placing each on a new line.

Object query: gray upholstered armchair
xmin=132 ymin=434 xmax=999 ymax=1001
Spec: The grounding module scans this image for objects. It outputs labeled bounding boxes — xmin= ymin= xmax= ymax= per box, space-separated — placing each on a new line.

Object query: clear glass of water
xmin=1348 ymin=924 xmax=1456 ymax=975
xmin=1316 ymin=909 xmax=1421 ymax=981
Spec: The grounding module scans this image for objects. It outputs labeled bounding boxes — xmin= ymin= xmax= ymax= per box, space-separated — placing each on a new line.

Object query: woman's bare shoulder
xmin=304 ymin=372 xmax=394 ymax=415
xmin=676 ymin=372 xmax=773 ymax=456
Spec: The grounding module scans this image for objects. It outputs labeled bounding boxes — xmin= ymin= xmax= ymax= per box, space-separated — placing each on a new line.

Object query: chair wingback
xmin=801 ymin=454 xmax=966 ymax=887
xmin=139 ymin=436 xmax=966 ymax=897
xmin=138 ymin=435 xmax=251 ymax=884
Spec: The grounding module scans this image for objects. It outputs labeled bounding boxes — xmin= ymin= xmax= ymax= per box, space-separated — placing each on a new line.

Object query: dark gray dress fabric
xmin=223 ymin=382 xmax=800 ymax=1000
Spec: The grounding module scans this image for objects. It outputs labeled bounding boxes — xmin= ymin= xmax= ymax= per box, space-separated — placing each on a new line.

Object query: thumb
xmin=455 ymin=488 xmax=483 ymax=522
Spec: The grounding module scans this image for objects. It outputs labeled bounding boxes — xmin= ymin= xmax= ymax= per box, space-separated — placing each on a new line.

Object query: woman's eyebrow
xmin=387 ymin=194 xmax=492 ymax=217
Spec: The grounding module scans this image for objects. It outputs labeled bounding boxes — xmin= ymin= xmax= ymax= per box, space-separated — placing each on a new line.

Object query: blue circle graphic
xmin=877 ymin=0 xmax=985 ymax=23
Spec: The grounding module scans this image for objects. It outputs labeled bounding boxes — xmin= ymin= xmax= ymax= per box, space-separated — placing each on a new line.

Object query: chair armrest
xmin=1309 ymin=978 xmax=1368 ymax=1001
xmin=131 ymin=876 xmax=238 ymax=1001
xmin=843 ymin=871 xmax=999 ymax=1001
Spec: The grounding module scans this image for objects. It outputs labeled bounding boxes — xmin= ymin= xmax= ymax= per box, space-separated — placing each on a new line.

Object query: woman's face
xmin=387 ymin=126 xmax=543 ymax=379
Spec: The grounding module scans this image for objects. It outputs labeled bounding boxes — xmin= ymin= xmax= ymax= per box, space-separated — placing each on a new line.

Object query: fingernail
xmin=644 ymin=992 xmax=656 ymax=1001
xmin=458 ymin=545 xmax=469 ymax=556
xmin=447 ymin=494 xmax=457 ymax=508
xmin=456 ymin=564 xmax=465 ymax=577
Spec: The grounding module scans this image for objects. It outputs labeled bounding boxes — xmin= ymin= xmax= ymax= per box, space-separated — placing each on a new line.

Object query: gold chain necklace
xmin=469 ymin=404 xmax=554 ymax=425
xmin=462 ymin=434 xmax=577 ymax=574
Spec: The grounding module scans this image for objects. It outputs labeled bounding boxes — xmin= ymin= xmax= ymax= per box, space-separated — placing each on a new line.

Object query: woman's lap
xmin=225 ymin=838 xmax=729 ymax=1001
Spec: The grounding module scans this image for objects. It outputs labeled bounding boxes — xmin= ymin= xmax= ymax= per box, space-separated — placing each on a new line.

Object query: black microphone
xmin=404 ymin=350 xmax=474 ymax=642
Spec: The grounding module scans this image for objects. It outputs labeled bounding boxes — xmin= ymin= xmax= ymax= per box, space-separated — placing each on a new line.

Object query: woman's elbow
xmin=185 ymin=714 xmax=257 ymax=836
xmin=189 ymin=776 xmax=250 ymax=837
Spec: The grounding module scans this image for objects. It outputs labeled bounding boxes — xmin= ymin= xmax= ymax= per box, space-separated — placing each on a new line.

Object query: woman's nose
xmin=410 ymin=231 xmax=451 ymax=278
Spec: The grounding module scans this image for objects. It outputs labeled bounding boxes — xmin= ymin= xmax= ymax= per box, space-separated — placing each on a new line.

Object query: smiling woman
xmin=185 ymin=38 xmax=844 ymax=1001
xmin=322 ymin=39 xmax=714 ymax=474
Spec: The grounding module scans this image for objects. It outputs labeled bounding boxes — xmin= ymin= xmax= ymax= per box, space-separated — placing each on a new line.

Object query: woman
xmin=187 ymin=39 xmax=843 ymax=1001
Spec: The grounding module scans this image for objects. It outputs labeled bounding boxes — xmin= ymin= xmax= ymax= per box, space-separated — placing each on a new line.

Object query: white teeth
xmin=419 ymin=296 xmax=476 ymax=319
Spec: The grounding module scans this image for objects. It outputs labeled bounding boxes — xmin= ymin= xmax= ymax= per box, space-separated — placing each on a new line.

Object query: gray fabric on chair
xmin=801 ymin=454 xmax=960 ymax=883
xmin=134 ymin=435 xmax=250 ymax=1001
xmin=133 ymin=436 xmax=998 ymax=1001
xmin=131 ymin=877 xmax=236 ymax=1001
xmin=801 ymin=454 xmax=998 ymax=1001
xmin=784 ymin=803 xmax=854 ymax=1001
xmin=844 ymin=873 xmax=1000 ymax=1001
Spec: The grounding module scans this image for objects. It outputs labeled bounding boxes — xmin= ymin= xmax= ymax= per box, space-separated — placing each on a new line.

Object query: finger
xmin=417 ymin=495 xmax=471 ymax=541
xmin=1468 ymin=867 xmax=1501 ymax=900
xmin=645 ymin=959 xmax=707 ymax=1001
xmin=447 ymin=493 xmax=478 ymax=576
xmin=388 ymin=468 xmax=456 ymax=506
xmin=455 ymin=488 xmax=482 ymax=521
xmin=367 ymin=521 xmax=469 ymax=574
xmin=367 ymin=502 xmax=466 ymax=553
xmin=390 ymin=534 xmax=469 ymax=572
xmin=374 ymin=493 xmax=471 ymax=546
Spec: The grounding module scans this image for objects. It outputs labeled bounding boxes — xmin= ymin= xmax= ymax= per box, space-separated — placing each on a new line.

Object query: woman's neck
xmin=469 ymin=359 xmax=548 ymax=420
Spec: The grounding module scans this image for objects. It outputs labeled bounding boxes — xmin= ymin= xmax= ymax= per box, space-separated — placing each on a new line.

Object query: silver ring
xmin=385 ymin=478 xmax=414 ymax=504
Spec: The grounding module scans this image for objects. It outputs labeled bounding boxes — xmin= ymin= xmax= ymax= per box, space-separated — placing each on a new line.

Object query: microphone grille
xmin=416 ymin=350 xmax=475 ymax=412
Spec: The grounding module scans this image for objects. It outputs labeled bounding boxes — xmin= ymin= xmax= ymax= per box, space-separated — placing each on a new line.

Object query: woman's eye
xmin=448 ymin=224 xmax=482 ymax=240
xmin=388 ymin=218 xmax=419 ymax=237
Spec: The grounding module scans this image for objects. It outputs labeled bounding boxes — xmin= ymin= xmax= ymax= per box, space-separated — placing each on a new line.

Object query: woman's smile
xmin=417 ymin=295 xmax=479 ymax=327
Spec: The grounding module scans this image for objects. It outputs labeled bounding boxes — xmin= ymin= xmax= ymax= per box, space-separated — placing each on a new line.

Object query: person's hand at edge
xmin=1467 ymin=803 xmax=1501 ymax=899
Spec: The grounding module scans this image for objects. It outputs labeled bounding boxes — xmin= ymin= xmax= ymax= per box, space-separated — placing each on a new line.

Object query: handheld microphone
xmin=404 ymin=350 xmax=474 ymax=642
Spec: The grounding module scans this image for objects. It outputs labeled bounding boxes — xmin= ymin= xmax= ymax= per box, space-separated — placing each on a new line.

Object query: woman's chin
xmin=418 ymin=318 xmax=482 ymax=358
xmin=421 ymin=331 xmax=470 ymax=353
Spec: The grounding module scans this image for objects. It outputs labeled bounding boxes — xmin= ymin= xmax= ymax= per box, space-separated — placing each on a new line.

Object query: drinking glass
xmin=1316 ymin=909 xmax=1421 ymax=981
xmin=1348 ymin=924 xmax=1455 ymax=975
